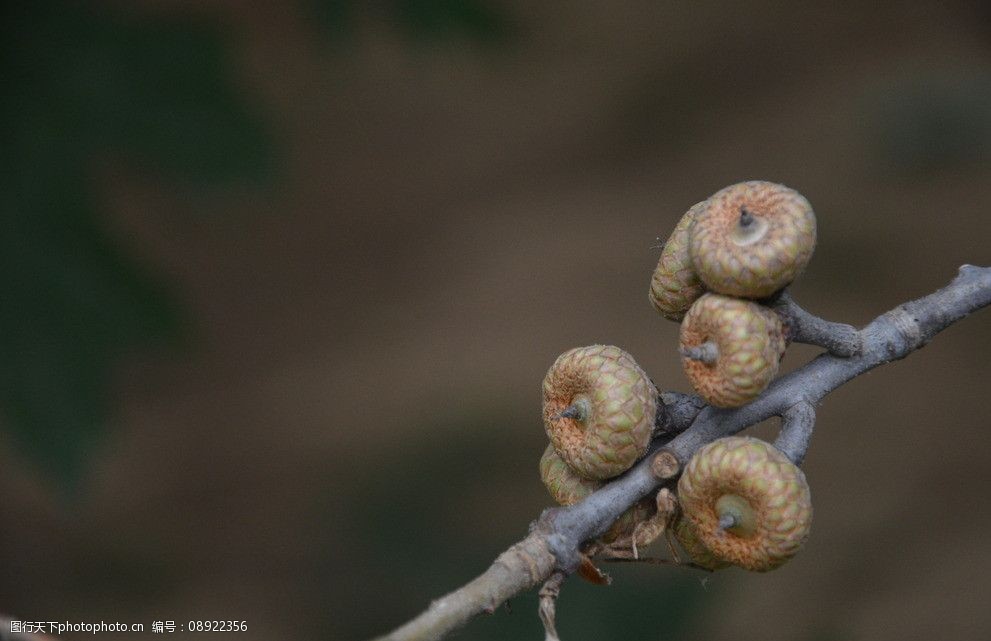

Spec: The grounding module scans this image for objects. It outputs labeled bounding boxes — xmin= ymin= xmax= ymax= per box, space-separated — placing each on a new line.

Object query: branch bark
xmin=773 ymin=401 xmax=816 ymax=465
xmin=371 ymin=264 xmax=991 ymax=641
xmin=772 ymin=291 xmax=862 ymax=356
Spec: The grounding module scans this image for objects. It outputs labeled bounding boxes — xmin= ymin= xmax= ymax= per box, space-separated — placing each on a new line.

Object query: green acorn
xmin=677 ymin=436 xmax=813 ymax=572
xmin=691 ymin=181 xmax=816 ymax=298
xmin=542 ymin=345 xmax=656 ymax=480
xmin=539 ymin=445 xmax=654 ymax=543
xmin=679 ymin=294 xmax=786 ymax=408
xmin=649 ymin=201 xmax=708 ymax=321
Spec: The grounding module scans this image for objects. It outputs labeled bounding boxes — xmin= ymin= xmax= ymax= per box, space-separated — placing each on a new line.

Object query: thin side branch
xmin=372 ymin=265 xmax=991 ymax=641
xmin=537 ymin=572 xmax=566 ymax=641
xmin=774 ymin=401 xmax=816 ymax=465
xmin=773 ymin=291 xmax=862 ymax=356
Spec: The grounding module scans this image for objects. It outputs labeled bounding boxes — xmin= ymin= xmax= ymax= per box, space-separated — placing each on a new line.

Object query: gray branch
xmin=371 ymin=265 xmax=991 ymax=641
xmin=773 ymin=290 xmax=862 ymax=356
xmin=773 ymin=401 xmax=816 ymax=465
xmin=652 ymin=390 xmax=706 ymax=438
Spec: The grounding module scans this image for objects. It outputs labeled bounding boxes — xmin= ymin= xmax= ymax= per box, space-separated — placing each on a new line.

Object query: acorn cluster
xmin=656 ymin=181 xmax=815 ymax=570
xmin=539 ymin=345 xmax=659 ymax=544
xmin=537 ymin=180 xmax=817 ymax=572
xmin=651 ymin=180 xmax=816 ymax=408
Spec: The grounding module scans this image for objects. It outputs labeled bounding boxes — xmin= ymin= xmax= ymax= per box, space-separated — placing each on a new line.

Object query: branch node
xmin=773 ymin=291 xmax=862 ymax=357
xmin=654 ymin=392 xmax=706 ymax=437
xmin=546 ymin=532 xmax=580 ymax=575
xmin=888 ymin=307 xmax=925 ymax=352
xmin=774 ymin=401 xmax=816 ymax=465
xmin=650 ymin=450 xmax=680 ymax=480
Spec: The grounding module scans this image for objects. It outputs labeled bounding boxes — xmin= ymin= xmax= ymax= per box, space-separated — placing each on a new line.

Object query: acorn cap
xmin=543 ymin=345 xmax=657 ymax=480
xmin=679 ymin=294 xmax=786 ymax=408
xmin=539 ymin=444 xmax=655 ymax=543
xmin=677 ymin=436 xmax=813 ymax=572
xmin=672 ymin=516 xmax=730 ymax=571
xmin=650 ymin=201 xmax=708 ymax=321
xmin=691 ymin=181 xmax=816 ymax=298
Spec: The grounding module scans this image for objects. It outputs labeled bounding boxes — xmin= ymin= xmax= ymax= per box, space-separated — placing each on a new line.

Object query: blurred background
xmin=1 ymin=1 xmax=990 ymax=640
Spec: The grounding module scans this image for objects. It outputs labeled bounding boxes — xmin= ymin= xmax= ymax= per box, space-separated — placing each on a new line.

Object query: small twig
xmin=774 ymin=401 xmax=816 ymax=464
xmin=773 ymin=291 xmax=862 ymax=356
xmin=601 ymin=556 xmax=714 ymax=573
xmin=600 ymin=556 xmax=680 ymax=566
xmin=537 ymin=572 xmax=566 ymax=641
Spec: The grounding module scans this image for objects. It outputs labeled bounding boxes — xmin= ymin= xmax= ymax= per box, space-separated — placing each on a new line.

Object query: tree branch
xmin=537 ymin=572 xmax=566 ymax=641
xmin=773 ymin=401 xmax=816 ymax=465
xmin=773 ymin=291 xmax=862 ymax=356
xmin=653 ymin=390 xmax=706 ymax=438
xmin=371 ymin=265 xmax=991 ymax=641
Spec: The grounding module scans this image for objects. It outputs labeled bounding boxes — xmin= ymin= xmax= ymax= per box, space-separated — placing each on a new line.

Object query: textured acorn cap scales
xmin=677 ymin=436 xmax=812 ymax=572
xmin=672 ymin=517 xmax=730 ymax=571
xmin=691 ymin=181 xmax=816 ymax=298
xmin=649 ymin=201 xmax=708 ymax=321
xmin=539 ymin=443 xmax=600 ymax=503
xmin=680 ymin=293 xmax=786 ymax=408
xmin=542 ymin=345 xmax=657 ymax=480
xmin=539 ymin=445 xmax=655 ymax=543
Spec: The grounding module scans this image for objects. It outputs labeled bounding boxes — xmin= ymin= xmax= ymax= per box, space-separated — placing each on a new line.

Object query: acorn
xmin=691 ymin=181 xmax=816 ymax=298
xmin=679 ymin=293 xmax=786 ymax=408
xmin=543 ymin=345 xmax=657 ymax=480
xmin=672 ymin=517 xmax=730 ymax=571
xmin=539 ymin=444 xmax=655 ymax=543
xmin=677 ymin=436 xmax=812 ymax=572
xmin=539 ymin=443 xmax=600 ymax=504
xmin=649 ymin=201 xmax=708 ymax=321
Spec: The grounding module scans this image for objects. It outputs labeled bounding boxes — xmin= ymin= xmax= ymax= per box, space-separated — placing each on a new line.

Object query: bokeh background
xmin=2 ymin=1 xmax=991 ymax=640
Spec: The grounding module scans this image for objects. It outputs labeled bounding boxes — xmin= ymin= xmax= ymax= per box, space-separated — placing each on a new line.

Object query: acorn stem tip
xmin=739 ymin=206 xmax=755 ymax=228
xmin=554 ymin=404 xmax=584 ymax=421
xmin=680 ymin=341 xmax=720 ymax=365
